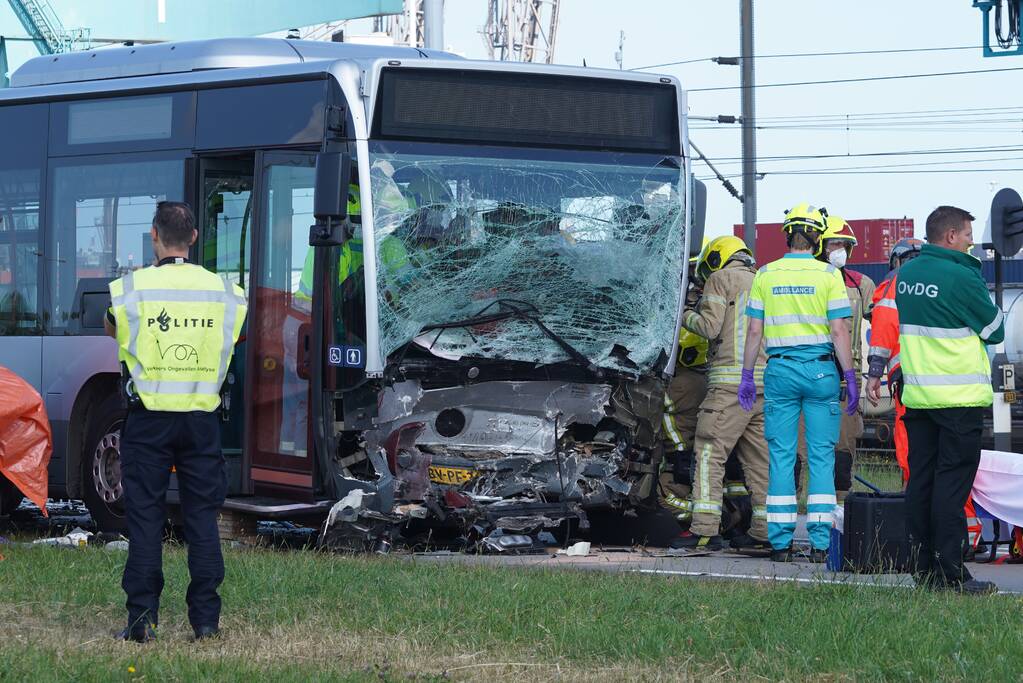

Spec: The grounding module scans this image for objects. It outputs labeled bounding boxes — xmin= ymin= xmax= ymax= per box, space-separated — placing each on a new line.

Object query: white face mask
xmin=828 ymin=248 xmax=848 ymax=269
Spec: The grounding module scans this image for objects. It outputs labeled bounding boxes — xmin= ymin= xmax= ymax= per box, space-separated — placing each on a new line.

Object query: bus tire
xmin=82 ymin=393 xmax=128 ymax=534
xmin=0 ymin=475 xmax=23 ymax=516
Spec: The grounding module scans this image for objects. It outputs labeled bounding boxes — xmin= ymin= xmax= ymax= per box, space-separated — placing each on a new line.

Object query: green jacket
xmin=895 ymin=244 xmax=1004 ymax=409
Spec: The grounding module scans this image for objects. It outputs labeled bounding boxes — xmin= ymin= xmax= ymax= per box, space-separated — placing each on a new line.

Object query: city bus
xmin=0 ymin=38 xmax=702 ymax=546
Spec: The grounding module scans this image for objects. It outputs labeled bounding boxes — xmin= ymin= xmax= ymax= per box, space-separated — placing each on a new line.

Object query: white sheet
xmin=972 ymin=450 xmax=1023 ymax=528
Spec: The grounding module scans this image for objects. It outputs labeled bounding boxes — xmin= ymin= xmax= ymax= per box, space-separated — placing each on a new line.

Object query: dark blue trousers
xmin=120 ymin=408 xmax=227 ymax=632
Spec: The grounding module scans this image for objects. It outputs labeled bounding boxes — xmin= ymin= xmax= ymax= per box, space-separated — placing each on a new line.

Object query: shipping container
xmin=734 ymin=218 xmax=915 ymax=267
xmin=842 ymin=259 xmax=1023 ymax=289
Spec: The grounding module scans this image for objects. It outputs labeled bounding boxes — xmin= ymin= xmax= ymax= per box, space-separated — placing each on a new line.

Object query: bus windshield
xmin=368 ymin=142 xmax=686 ymax=374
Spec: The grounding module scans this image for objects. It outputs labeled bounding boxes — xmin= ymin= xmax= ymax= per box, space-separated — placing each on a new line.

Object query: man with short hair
xmin=894 ymin=205 xmax=1001 ymax=595
xmin=105 ymin=201 xmax=247 ymax=640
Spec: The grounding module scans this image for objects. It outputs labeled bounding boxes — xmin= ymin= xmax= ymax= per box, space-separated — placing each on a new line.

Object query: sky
xmin=2 ymin=1 xmax=1020 ymax=245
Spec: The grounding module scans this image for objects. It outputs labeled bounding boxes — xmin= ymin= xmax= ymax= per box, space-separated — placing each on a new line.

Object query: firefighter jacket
xmin=867 ymin=274 xmax=900 ymax=378
xmin=841 ymin=268 xmax=875 ymax=371
xmin=109 ymin=262 xmax=247 ymax=412
xmin=746 ymin=253 xmax=851 ymax=361
xmin=895 ymin=244 xmax=1004 ymax=409
xmin=681 ymin=259 xmax=766 ymax=389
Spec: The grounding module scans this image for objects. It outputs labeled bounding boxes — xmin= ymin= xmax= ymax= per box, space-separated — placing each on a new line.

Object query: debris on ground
xmin=558 ymin=541 xmax=591 ymax=557
xmin=31 ymin=526 xmax=92 ymax=548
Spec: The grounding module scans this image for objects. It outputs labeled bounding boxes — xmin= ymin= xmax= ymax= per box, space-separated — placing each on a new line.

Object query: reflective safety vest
xmin=109 ymin=263 xmax=247 ymax=412
xmin=295 ymin=237 xmax=410 ymax=302
xmin=895 ymin=244 xmax=1003 ymax=409
xmin=746 ymin=253 xmax=851 ymax=357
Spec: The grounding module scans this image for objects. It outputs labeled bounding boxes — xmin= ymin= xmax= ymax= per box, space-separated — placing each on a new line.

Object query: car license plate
xmin=428 ymin=466 xmax=478 ymax=485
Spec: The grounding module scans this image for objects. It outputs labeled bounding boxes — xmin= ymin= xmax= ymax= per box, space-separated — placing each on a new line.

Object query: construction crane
xmin=373 ymin=0 xmax=425 ymax=48
xmin=482 ymin=0 xmax=560 ymax=63
xmin=7 ymin=0 xmax=89 ymax=54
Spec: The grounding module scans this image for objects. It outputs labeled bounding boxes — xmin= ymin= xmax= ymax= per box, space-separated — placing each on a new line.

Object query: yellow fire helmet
xmin=689 ymin=235 xmax=711 ymax=264
xmin=782 ymin=202 xmax=827 ymax=234
xmin=677 ymin=328 xmax=709 ymax=368
xmin=816 ymin=214 xmax=858 ymax=258
xmin=697 ymin=235 xmax=753 ymax=282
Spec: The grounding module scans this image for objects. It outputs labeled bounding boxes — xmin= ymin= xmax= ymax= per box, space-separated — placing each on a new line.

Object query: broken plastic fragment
xmin=558 ymin=541 xmax=591 ymax=557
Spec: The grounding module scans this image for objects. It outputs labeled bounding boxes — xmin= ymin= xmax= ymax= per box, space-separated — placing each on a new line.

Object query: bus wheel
xmin=0 ymin=475 xmax=23 ymax=516
xmin=82 ymin=394 xmax=128 ymax=534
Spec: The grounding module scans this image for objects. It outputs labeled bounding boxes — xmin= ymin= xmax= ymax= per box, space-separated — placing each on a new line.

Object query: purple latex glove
xmin=843 ymin=368 xmax=860 ymax=416
xmin=738 ymin=368 xmax=756 ymax=411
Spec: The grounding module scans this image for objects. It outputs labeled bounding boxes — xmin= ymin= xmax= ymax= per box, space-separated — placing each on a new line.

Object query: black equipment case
xmin=843 ymin=489 xmax=911 ymax=573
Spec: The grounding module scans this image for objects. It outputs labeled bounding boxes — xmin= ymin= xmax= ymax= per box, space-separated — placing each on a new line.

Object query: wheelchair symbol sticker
xmin=328 ymin=346 xmax=343 ymax=366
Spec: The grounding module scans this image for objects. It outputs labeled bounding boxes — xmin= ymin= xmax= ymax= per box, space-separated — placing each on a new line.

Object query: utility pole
xmin=740 ymin=0 xmax=757 ymax=257
xmin=614 ymin=30 xmax=624 ymax=69
xmin=423 ymin=0 xmax=444 ymax=50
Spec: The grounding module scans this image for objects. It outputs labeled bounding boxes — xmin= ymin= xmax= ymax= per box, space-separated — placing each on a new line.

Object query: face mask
xmin=828 ymin=248 xmax=847 ymax=269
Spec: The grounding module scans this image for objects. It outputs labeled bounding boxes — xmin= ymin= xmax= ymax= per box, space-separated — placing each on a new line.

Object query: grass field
xmin=0 ymin=544 xmax=1021 ymax=681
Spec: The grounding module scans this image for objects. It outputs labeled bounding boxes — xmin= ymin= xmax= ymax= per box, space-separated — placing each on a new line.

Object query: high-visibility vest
xmin=896 ymin=244 xmax=1003 ymax=409
xmin=109 ymin=263 xmax=247 ymax=412
xmin=295 ymin=237 xmax=410 ymax=302
xmin=746 ymin=253 xmax=851 ymax=355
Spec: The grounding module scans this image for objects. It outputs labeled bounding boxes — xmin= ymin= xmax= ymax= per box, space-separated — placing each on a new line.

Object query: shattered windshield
xmin=368 ymin=142 xmax=685 ymax=374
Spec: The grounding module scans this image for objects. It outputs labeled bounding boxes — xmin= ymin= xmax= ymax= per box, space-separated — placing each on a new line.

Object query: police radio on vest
xmin=897 ymin=280 xmax=939 ymax=298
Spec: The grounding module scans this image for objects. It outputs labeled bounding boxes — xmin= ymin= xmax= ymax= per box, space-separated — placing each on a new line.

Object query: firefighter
xmin=669 ymin=236 xmax=770 ymax=554
xmin=865 ymin=237 xmax=982 ymax=554
xmin=659 ymin=257 xmax=709 ymax=526
xmin=105 ymin=202 xmax=247 ymax=642
xmin=801 ymin=216 xmax=875 ymax=504
xmin=738 ymin=203 xmax=855 ymax=562
xmin=887 ymin=205 xmax=1000 ymax=594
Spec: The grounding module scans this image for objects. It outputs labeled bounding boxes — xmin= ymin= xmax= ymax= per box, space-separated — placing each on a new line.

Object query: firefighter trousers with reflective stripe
xmin=690 ymin=387 xmax=769 ymax=541
xmin=764 ymin=357 xmax=841 ymax=550
xmin=659 ymin=366 xmax=707 ymax=517
xmin=903 ymin=406 xmax=983 ymax=587
xmin=121 ymin=408 xmax=227 ymax=632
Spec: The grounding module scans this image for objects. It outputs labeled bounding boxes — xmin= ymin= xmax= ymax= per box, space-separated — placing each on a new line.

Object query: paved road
xmin=410 ymin=547 xmax=1023 ymax=593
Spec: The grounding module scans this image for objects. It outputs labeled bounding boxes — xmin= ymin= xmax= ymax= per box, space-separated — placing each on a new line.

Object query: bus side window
xmin=47 ymin=155 xmax=184 ymax=332
xmin=0 ymin=104 xmax=46 ymax=335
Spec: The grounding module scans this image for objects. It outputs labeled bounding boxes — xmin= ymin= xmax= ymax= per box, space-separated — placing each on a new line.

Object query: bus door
xmin=197 ymin=157 xmax=253 ymax=493
xmin=246 ymin=151 xmax=317 ymax=500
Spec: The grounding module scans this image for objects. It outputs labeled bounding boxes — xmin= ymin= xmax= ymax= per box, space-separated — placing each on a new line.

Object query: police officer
xmin=738 ymin=203 xmax=855 ymax=562
xmin=105 ymin=202 xmax=247 ymax=642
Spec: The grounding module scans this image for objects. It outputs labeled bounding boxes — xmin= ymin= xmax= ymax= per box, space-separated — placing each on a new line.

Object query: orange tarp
xmin=0 ymin=366 xmax=51 ymax=515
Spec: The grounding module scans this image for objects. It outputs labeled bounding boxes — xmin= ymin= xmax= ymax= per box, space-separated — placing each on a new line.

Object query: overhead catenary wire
xmin=689 ymin=65 xmax=1023 ymax=92
xmin=699 ymin=167 xmax=1023 ymax=179
xmin=630 ymin=44 xmax=983 ymax=71
xmin=704 ymin=143 xmax=1023 ymax=163
xmin=689 ymin=139 xmax=743 ymax=204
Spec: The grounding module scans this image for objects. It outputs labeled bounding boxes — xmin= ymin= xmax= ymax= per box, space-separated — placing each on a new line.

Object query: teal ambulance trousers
xmin=763 ymin=356 xmax=841 ymax=550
